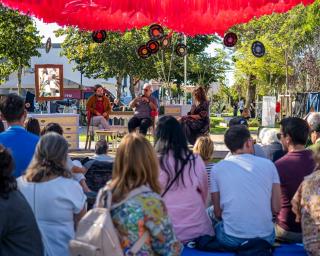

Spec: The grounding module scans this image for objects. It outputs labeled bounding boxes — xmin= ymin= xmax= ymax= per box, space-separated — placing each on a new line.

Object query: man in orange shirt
xmin=86 ymin=84 xmax=111 ymax=129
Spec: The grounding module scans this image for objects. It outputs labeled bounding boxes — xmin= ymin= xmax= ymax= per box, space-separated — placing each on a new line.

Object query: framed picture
xmin=35 ymin=64 xmax=63 ymax=101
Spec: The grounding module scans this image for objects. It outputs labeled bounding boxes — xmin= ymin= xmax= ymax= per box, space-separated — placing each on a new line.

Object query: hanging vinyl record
xmin=45 ymin=37 xmax=52 ymax=53
xmin=223 ymin=32 xmax=237 ymax=47
xmin=148 ymin=24 xmax=164 ymax=40
xmin=175 ymin=43 xmax=187 ymax=57
xmin=146 ymin=40 xmax=160 ymax=54
xmin=92 ymin=30 xmax=107 ymax=43
xmin=137 ymin=45 xmax=151 ymax=59
xmin=252 ymin=41 xmax=265 ymax=57
xmin=160 ymin=36 xmax=171 ymax=49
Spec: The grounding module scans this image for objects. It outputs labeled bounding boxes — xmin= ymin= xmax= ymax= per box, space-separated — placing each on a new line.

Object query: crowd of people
xmin=0 ymin=92 xmax=320 ymax=256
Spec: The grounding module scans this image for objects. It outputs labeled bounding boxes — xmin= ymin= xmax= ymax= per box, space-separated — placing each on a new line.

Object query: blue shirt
xmin=0 ymin=126 xmax=39 ymax=177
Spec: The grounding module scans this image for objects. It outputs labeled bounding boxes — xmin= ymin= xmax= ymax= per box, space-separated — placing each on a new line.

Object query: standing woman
xmin=155 ymin=116 xmax=214 ymax=243
xmin=17 ymin=133 xmax=86 ymax=256
xmin=0 ymin=145 xmax=43 ymax=256
xmin=180 ymin=86 xmax=210 ymax=145
xmin=101 ymin=133 xmax=182 ymax=255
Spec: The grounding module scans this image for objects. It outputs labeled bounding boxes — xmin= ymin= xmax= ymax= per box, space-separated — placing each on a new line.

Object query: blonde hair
xmin=193 ymin=136 xmax=214 ymax=162
xmin=109 ymin=133 xmax=161 ymax=203
xmin=25 ymin=133 xmax=71 ymax=182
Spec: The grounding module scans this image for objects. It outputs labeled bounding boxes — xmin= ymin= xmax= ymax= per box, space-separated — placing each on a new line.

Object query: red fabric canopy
xmin=0 ymin=0 xmax=314 ymax=36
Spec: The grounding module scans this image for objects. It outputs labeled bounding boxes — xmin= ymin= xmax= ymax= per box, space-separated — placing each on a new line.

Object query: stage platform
xmin=182 ymin=243 xmax=307 ymax=256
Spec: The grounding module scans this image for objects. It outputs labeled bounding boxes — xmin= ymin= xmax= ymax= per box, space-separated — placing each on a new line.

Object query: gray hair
xmin=261 ymin=129 xmax=280 ymax=145
xmin=25 ymin=132 xmax=70 ymax=182
xmin=307 ymin=112 xmax=320 ymax=131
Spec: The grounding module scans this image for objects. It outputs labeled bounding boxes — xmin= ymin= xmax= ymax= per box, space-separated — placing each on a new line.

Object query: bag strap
xmin=129 ymin=232 xmax=149 ymax=254
xmin=161 ymin=167 xmax=184 ymax=197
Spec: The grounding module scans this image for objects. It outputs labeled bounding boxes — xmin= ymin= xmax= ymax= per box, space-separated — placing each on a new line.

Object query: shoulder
xmin=135 ymin=192 xmax=167 ymax=214
xmin=150 ymin=95 xmax=157 ymax=103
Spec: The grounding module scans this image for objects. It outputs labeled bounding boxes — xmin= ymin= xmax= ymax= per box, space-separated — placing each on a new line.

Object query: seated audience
xmin=241 ymin=107 xmax=251 ymax=120
xmin=17 ymin=133 xmax=86 ymax=256
xmin=0 ymin=94 xmax=39 ymax=177
xmin=193 ymin=136 xmax=215 ymax=184
xmin=306 ymin=112 xmax=320 ymax=150
xmin=86 ymin=84 xmax=111 ymax=130
xmin=226 ymin=117 xmax=267 ymax=159
xmin=41 ymin=122 xmax=90 ymax=192
xmin=128 ymin=83 xmax=158 ymax=135
xmin=100 ymin=133 xmax=182 ymax=255
xmin=260 ymin=128 xmax=284 ymax=161
xmin=210 ymin=125 xmax=281 ymax=249
xmin=24 ymin=117 xmax=41 ymax=136
xmin=275 ymin=117 xmax=315 ymax=243
xmin=84 ymin=139 xmax=114 ymax=169
xmin=0 ymin=144 xmax=43 ymax=256
xmin=180 ymin=86 xmax=210 ymax=145
xmin=292 ymin=146 xmax=320 ymax=256
xmin=155 ymin=116 xmax=214 ymax=243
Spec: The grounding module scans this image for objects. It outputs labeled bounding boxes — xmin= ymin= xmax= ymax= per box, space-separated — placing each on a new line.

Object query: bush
xmin=248 ymin=118 xmax=260 ymax=127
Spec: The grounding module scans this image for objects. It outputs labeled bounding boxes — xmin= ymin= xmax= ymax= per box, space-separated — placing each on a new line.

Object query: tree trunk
xmin=245 ymin=74 xmax=256 ymax=109
xmin=129 ymin=76 xmax=140 ymax=99
xmin=116 ymin=75 xmax=123 ymax=100
xmin=17 ymin=65 xmax=23 ymax=96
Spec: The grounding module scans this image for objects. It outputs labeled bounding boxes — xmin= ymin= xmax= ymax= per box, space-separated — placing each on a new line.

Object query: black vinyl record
xmin=92 ymin=30 xmax=107 ymax=43
xmin=223 ymin=32 xmax=238 ymax=47
xmin=175 ymin=43 xmax=187 ymax=57
xmin=146 ymin=40 xmax=160 ymax=54
xmin=45 ymin=37 xmax=52 ymax=53
xmin=252 ymin=41 xmax=265 ymax=57
xmin=148 ymin=24 xmax=164 ymax=40
xmin=137 ymin=45 xmax=151 ymax=59
xmin=160 ymin=36 xmax=171 ymax=48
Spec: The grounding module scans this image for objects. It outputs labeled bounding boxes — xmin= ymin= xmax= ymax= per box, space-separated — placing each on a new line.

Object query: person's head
xmin=94 ymin=84 xmax=104 ymax=97
xmin=193 ymin=136 xmax=214 ymax=163
xmin=242 ymin=108 xmax=250 ymax=118
xmin=0 ymin=144 xmax=16 ymax=199
xmin=24 ymin=117 xmax=40 ymax=136
xmin=260 ymin=129 xmax=280 ymax=146
xmin=110 ymin=133 xmax=161 ymax=203
xmin=41 ymin=122 xmax=63 ymax=136
xmin=279 ymin=117 xmax=309 ymax=151
xmin=0 ymin=94 xmax=27 ymax=125
xmin=229 ymin=117 xmax=248 ymax=127
xmin=142 ymin=83 xmax=152 ymax=97
xmin=0 ymin=120 xmax=4 ymax=133
xmin=310 ymin=123 xmax=320 ymax=145
xmin=25 ymin=133 xmax=70 ymax=182
xmin=224 ymin=125 xmax=254 ymax=154
xmin=95 ymin=139 xmax=108 ymax=155
xmin=114 ymin=98 xmax=120 ymax=105
xmin=193 ymin=86 xmax=207 ymax=103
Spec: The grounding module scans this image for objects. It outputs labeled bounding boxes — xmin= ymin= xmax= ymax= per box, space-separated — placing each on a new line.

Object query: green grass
xmin=211 ymin=126 xmax=259 ymax=134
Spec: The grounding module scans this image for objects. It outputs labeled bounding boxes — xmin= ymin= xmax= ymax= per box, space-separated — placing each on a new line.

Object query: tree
xmin=0 ymin=5 xmax=42 ymax=94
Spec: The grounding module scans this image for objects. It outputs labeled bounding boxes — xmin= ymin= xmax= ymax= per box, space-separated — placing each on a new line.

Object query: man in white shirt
xmin=210 ymin=125 xmax=281 ymax=249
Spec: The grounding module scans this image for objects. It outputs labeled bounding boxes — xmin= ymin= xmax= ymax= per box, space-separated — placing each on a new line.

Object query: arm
xmin=129 ymin=97 xmax=139 ymax=109
xmin=198 ymin=157 xmax=209 ymax=204
xmin=144 ymin=198 xmax=183 ymax=255
xmin=74 ymin=206 xmax=87 ymax=229
xmin=271 ymin=183 xmax=281 ymax=216
xmin=148 ymin=99 xmax=157 ymax=111
xmin=291 ymin=183 xmax=303 ymax=223
xmin=71 ymin=165 xmax=87 ymax=174
xmin=211 ymin=192 xmax=222 ymax=220
xmin=86 ymin=96 xmax=97 ymax=115
xmin=103 ymin=97 xmax=112 ymax=118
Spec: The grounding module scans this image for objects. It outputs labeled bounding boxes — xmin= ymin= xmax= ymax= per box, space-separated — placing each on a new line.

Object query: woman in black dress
xmin=180 ymin=87 xmax=210 ymax=145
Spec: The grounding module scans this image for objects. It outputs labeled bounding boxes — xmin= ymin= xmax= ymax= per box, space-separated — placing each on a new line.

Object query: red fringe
xmin=0 ymin=0 xmax=314 ymax=36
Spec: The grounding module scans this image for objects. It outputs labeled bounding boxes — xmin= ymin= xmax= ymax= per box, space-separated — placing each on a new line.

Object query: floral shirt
xmin=111 ymin=191 xmax=183 ymax=256
xmin=292 ymin=170 xmax=320 ymax=254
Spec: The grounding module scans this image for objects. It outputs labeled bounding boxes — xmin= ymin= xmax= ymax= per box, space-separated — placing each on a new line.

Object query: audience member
xmin=260 ymin=129 xmax=284 ymax=161
xmin=306 ymin=112 xmax=320 ymax=152
xmin=241 ymin=107 xmax=251 ymax=120
xmin=17 ymin=133 xmax=86 ymax=256
xmin=210 ymin=125 xmax=281 ymax=249
xmin=41 ymin=122 xmax=90 ymax=192
xmin=128 ymin=83 xmax=157 ymax=135
xmin=0 ymin=144 xmax=43 ymax=256
xmin=0 ymin=94 xmax=39 ymax=177
xmin=180 ymin=86 xmax=210 ymax=145
xmin=84 ymin=139 xmax=114 ymax=170
xmin=275 ymin=117 xmax=315 ymax=243
xmin=101 ymin=133 xmax=182 ymax=255
xmin=226 ymin=117 xmax=267 ymax=159
xmin=0 ymin=119 xmax=5 ymax=133
xmin=155 ymin=116 xmax=214 ymax=243
xmin=292 ymin=145 xmax=320 ymax=256
xmin=24 ymin=117 xmax=41 ymax=136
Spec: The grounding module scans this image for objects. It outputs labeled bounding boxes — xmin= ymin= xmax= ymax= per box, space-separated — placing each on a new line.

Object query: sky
xmin=35 ymin=18 xmax=234 ymax=85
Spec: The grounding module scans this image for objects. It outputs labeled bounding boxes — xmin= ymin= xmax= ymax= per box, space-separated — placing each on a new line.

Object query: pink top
xmin=159 ymin=152 xmax=214 ymax=242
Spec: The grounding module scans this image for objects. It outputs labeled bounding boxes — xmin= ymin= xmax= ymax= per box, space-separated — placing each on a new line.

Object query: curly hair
xmin=0 ymin=144 xmax=17 ymax=199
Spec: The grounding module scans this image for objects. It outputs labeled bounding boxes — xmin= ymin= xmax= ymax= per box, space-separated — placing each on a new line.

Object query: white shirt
xmin=210 ymin=154 xmax=280 ymax=238
xmin=17 ymin=176 xmax=86 ymax=256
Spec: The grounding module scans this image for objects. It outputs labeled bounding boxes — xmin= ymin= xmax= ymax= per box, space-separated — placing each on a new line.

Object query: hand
xmin=95 ymin=112 xmax=102 ymax=116
xmin=103 ymin=112 xmax=109 ymax=118
xmin=141 ymin=97 xmax=149 ymax=103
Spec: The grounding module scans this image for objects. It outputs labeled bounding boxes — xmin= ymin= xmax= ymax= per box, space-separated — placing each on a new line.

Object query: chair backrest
xmin=85 ymin=160 xmax=113 ymax=192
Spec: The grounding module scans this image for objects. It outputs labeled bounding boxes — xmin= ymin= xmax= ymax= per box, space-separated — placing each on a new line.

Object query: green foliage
xmin=0 ymin=5 xmax=41 ymax=91
xmin=248 ymin=118 xmax=260 ymax=127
